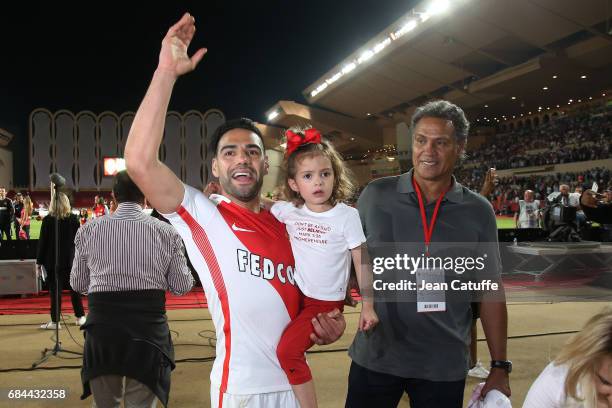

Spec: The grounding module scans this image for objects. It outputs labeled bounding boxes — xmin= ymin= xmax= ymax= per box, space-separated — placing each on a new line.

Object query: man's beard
xmin=220 ymin=174 xmax=264 ymax=202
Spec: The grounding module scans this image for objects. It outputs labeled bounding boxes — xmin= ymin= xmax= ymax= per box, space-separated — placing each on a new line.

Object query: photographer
xmin=543 ymin=185 xmax=581 ymax=242
xmin=580 ymin=188 xmax=612 ymax=224
xmin=547 ymin=184 xmax=580 ymax=208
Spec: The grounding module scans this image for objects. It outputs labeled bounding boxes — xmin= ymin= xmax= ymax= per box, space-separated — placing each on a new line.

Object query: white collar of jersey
xmin=209 ymin=194 xmax=231 ymax=205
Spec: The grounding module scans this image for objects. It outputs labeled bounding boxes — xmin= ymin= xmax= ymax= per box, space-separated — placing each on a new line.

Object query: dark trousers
xmin=13 ymin=220 xmax=21 ymax=239
xmin=345 ymin=362 xmax=465 ymax=408
xmin=48 ymin=270 xmax=85 ymax=322
xmin=0 ymin=222 xmax=11 ymax=240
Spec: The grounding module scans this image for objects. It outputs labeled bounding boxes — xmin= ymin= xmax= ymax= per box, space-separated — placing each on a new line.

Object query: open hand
xmin=158 ymin=13 xmax=207 ymax=77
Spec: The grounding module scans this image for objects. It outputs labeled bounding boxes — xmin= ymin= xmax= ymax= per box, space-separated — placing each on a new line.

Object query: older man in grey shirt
xmin=346 ymin=101 xmax=510 ymax=408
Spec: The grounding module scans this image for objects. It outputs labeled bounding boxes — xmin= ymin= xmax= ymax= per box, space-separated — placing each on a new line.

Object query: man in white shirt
xmin=515 ymin=190 xmax=541 ymax=228
xmin=123 ymin=13 xmax=346 ymax=407
xmin=547 ymin=184 xmax=580 ymax=207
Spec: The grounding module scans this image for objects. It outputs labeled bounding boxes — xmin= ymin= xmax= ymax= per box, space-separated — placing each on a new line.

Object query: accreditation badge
xmin=416 ymin=268 xmax=446 ymax=313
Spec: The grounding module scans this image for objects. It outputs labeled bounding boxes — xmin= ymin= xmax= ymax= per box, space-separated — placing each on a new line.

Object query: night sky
xmin=1 ymin=0 xmax=416 ymax=187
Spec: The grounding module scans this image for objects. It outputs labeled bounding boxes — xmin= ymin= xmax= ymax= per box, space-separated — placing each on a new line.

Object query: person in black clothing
xmin=36 ymin=191 xmax=85 ymax=329
xmin=581 ymin=188 xmax=612 ymax=224
xmin=12 ymin=192 xmax=23 ymax=239
xmin=0 ymin=187 xmax=14 ymax=241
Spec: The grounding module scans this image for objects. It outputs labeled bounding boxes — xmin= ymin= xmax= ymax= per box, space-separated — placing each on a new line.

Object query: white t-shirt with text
xmin=271 ymin=201 xmax=366 ymax=301
xmin=518 ymin=199 xmax=540 ymax=228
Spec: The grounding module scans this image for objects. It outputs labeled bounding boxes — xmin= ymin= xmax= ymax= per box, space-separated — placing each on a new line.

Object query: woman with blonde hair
xmin=36 ymin=192 xmax=85 ymax=329
xmin=17 ymin=195 xmax=33 ymax=239
xmin=523 ymin=307 xmax=612 ymax=407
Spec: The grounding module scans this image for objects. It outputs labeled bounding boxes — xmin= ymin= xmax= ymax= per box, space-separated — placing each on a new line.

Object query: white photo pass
xmin=592 ymin=182 xmax=599 ymax=193
xmin=416 ymin=268 xmax=446 ymax=313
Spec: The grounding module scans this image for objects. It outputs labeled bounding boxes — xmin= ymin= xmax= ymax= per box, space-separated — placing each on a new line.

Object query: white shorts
xmin=210 ymin=385 xmax=299 ymax=408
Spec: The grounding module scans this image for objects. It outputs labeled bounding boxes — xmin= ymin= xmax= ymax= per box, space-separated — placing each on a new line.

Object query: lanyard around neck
xmin=412 ymin=177 xmax=449 ymax=255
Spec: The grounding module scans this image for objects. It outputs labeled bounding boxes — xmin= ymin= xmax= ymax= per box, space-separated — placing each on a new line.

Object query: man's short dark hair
xmin=113 ymin=170 xmax=144 ymax=203
xmin=209 ymin=118 xmax=265 ymax=156
xmin=410 ymin=100 xmax=470 ymax=143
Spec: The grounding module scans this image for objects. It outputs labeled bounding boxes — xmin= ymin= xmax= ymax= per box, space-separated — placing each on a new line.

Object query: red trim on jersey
xmin=178 ymin=205 xmax=231 ymax=402
xmin=216 ymin=202 xmax=300 ymax=320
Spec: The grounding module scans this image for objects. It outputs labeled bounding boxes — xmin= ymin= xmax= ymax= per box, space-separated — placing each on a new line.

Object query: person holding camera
xmin=580 ymin=187 xmax=612 ymax=224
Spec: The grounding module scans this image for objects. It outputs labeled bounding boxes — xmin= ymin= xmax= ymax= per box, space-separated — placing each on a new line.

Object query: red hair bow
xmin=285 ymin=128 xmax=322 ymax=157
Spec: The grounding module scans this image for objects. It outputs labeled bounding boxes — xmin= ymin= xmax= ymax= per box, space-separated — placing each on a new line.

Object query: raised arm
xmin=124 ymin=13 xmax=207 ymax=213
xmin=480 ymin=168 xmax=497 ymax=197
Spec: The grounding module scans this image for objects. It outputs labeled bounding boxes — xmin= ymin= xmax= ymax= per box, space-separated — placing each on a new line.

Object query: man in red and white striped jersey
xmin=125 ymin=13 xmax=346 ymax=408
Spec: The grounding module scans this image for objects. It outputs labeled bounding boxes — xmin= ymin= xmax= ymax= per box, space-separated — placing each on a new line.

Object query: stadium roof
xmin=269 ymin=0 xmax=612 ymax=136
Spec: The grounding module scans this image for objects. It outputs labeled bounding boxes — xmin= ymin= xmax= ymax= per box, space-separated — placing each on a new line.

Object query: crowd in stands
xmin=462 ymin=110 xmax=611 ymax=170
xmin=454 ymin=106 xmax=612 ymax=215
xmin=458 ymin=167 xmax=611 ymax=215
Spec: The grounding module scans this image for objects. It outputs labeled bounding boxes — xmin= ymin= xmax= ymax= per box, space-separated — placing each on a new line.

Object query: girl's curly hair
xmin=283 ymin=128 xmax=355 ymax=207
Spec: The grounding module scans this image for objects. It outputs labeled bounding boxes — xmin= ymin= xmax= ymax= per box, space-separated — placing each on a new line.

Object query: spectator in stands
xmin=515 ymin=190 xmax=540 ymax=228
xmin=70 ymin=171 xmax=194 ymax=407
xmin=36 ymin=192 xmax=85 ymax=329
xmin=13 ymin=192 xmax=23 ymax=239
xmin=92 ymin=195 xmax=109 ymax=218
xmin=0 ymin=187 xmax=14 ymax=241
xmin=523 ymin=307 xmax=612 ymax=408
xmin=17 ymin=195 xmax=32 ymax=239
xmin=462 ymin=110 xmax=611 ymax=171
xmin=79 ymin=208 xmax=88 ymax=225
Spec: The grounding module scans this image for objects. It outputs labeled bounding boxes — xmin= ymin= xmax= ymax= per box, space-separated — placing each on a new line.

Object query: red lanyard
xmin=412 ymin=178 xmax=448 ymax=255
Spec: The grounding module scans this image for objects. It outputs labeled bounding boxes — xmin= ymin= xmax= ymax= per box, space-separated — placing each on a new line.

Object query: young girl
xmin=270 ymin=127 xmax=378 ymax=408
xmin=17 ymin=195 xmax=32 ymax=239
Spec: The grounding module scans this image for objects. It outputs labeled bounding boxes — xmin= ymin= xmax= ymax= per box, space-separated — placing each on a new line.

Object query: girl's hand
xmin=359 ymin=303 xmax=379 ymax=332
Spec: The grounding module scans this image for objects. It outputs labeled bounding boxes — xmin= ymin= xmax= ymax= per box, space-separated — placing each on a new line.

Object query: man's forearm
xmin=125 ymin=69 xmax=177 ymax=171
xmin=352 ymin=246 xmax=374 ymax=302
xmin=124 ymin=68 xmax=185 ymax=213
xmin=69 ymin=256 xmax=90 ymax=294
xmin=479 ymin=301 xmax=508 ymax=361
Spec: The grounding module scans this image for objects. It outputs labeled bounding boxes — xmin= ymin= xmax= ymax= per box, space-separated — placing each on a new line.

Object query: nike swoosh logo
xmin=232 ymin=223 xmax=255 ymax=233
